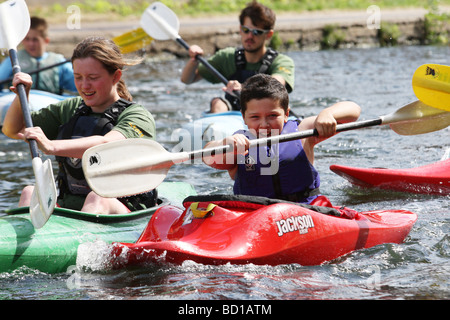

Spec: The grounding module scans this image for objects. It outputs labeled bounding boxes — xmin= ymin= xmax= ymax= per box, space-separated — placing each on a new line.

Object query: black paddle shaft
xmin=0 ymin=59 xmax=70 ymax=86
xmin=9 ymin=49 xmax=40 ymax=159
xmin=176 ymin=37 xmax=241 ymax=100
xmin=187 ymin=118 xmax=383 ymax=161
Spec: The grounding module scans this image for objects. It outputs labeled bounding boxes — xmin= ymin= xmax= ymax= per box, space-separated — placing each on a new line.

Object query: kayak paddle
xmin=112 ymin=27 xmax=153 ymax=54
xmin=0 ymin=0 xmax=57 ymax=228
xmin=82 ymin=100 xmax=450 ymax=198
xmin=0 ymin=59 xmax=71 ymax=87
xmin=140 ymin=2 xmax=240 ymax=100
xmin=413 ymin=64 xmax=450 ymax=112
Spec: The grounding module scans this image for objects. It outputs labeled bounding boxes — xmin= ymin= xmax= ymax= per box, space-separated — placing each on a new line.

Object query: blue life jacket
xmin=225 ymin=47 xmax=278 ymax=110
xmin=233 ymin=120 xmax=321 ymax=204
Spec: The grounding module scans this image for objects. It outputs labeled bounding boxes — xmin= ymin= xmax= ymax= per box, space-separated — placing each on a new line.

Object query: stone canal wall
xmin=39 ymin=7 xmax=450 ymax=57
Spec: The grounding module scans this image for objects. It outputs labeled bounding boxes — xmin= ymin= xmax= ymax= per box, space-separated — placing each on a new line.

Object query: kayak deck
xmin=108 ymin=195 xmax=417 ymax=268
xmin=330 ymin=159 xmax=450 ymax=195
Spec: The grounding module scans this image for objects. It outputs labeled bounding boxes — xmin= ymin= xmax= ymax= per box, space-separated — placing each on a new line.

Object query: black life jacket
xmin=55 ymin=99 xmax=159 ymax=211
xmin=225 ymin=47 xmax=279 ymax=110
xmin=56 ymin=98 xmax=134 ymax=196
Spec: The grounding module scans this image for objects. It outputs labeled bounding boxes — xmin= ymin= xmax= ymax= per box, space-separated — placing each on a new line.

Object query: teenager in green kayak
xmin=203 ymin=74 xmax=361 ymax=205
xmin=2 ymin=37 xmax=157 ymax=214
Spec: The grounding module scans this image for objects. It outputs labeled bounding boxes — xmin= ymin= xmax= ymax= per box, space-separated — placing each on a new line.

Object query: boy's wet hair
xmin=240 ymin=74 xmax=289 ymax=115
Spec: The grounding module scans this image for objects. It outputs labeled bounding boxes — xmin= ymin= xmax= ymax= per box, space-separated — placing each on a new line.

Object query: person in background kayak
xmin=0 ymin=16 xmax=76 ymax=94
xmin=2 ymin=36 xmax=157 ymax=214
xmin=180 ymin=1 xmax=294 ymax=113
xmin=203 ymin=74 xmax=361 ymax=205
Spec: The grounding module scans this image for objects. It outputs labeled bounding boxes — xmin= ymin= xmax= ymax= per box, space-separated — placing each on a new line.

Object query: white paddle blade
xmin=0 ymin=0 xmax=30 ymax=50
xmin=140 ymin=2 xmax=180 ymax=41
xmin=390 ymin=110 xmax=450 ymax=135
xmin=82 ymin=139 xmax=189 ymax=198
xmin=385 ymin=101 xmax=450 ymax=135
xmin=30 ymin=158 xmax=57 ymax=229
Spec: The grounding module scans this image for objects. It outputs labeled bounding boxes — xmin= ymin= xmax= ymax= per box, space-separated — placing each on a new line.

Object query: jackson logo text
xmin=276 ymin=214 xmax=314 ymax=237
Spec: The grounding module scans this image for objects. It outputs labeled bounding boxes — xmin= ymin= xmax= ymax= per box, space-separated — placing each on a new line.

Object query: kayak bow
xmin=330 ymin=159 xmax=450 ymax=195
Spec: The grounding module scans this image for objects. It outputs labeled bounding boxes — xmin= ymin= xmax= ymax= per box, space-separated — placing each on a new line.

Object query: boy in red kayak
xmin=203 ymin=73 xmax=361 ymax=204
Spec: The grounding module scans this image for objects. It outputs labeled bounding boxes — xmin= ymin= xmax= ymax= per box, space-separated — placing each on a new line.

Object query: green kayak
xmin=0 ymin=182 xmax=196 ymax=274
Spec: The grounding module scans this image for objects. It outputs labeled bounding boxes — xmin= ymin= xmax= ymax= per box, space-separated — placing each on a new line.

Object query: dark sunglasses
xmin=241 ymin=25 xmax=270 ymax=36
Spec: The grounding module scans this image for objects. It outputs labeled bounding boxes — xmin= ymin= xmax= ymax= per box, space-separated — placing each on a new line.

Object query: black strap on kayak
xmin=271 ymin=167 xmax=321 ymax=203
xmin=183 ymin=194 xmax=342 ymax=217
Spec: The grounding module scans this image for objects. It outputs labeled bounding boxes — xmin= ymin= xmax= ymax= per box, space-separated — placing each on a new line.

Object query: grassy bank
xmin=30 ymin=0 xmax=450 ymax=20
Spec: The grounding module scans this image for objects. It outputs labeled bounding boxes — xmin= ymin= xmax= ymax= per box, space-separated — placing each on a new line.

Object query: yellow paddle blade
xmin=412 ymin=64 xmax=450 ymax=112
xmin=112 ymin=27 xmax=153 ymax=54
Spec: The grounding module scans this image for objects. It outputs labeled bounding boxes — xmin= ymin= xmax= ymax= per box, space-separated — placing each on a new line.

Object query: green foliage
xmin=70 ymin=0 xmax=150 ymax=16
xmin=320 ymin=24 xmax=345 ymax=49
xmin=269 ymin=32 xmax=283 ymax=50
xmin=30 ymin=0 xmax=450 ymax=19
xmin=424 ymin=0 xmax=450 ymax=45
xmin=424 ymin=13 xmax=450 ymax=44
xmin=378 ymin=23 xmax=401 ymax=46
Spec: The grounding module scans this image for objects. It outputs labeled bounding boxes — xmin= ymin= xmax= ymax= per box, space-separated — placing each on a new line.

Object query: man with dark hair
xmin=0 ymin=16 xmax=76 ymax=94
xmin=181 ymin=1 xmax=294 ymax=113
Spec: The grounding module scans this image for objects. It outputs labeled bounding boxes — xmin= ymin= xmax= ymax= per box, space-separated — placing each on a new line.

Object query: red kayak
xmin=108 ymin=195 xmax=417 ymax=267
xmin=330 ymin=159 xmax=450 ymax=195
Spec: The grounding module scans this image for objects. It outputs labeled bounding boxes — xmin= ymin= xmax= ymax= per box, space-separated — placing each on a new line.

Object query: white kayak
xmin=0 ymin=89 xmax=68 ymax=127
xmin=173 ymin=110 xmax=246 ymax=150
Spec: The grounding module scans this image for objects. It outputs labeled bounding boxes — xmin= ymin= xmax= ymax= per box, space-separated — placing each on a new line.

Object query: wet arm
xmin=1 ymin=95 xmax=26 ymax=139
xmin=181 ymin=45 xmax=204 ymax=84
xmin=43 ymin=130 xmax=126 ymax=159
xmin=203 ymin=134 xmax=249 ymax=172
xmin=299 ymin=101 xmax=361 ymax=163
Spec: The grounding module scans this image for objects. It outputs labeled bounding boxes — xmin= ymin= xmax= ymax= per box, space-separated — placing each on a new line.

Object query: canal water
xmin=0 ymin=45 xmax=448 ymax=301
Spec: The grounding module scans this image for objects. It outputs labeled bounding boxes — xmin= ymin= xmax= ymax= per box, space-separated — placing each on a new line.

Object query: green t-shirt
xmin=31 ymin=96 xmax=156 ymax=140
xmin=198 ymin=47 xmax=295 ymax=93
xmin=30 ymin=97 xmax=156 ymax=211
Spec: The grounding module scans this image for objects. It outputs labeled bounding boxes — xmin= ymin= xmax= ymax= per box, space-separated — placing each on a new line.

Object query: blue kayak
xmin=0 ymin=89 xmax=68 ymax=127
